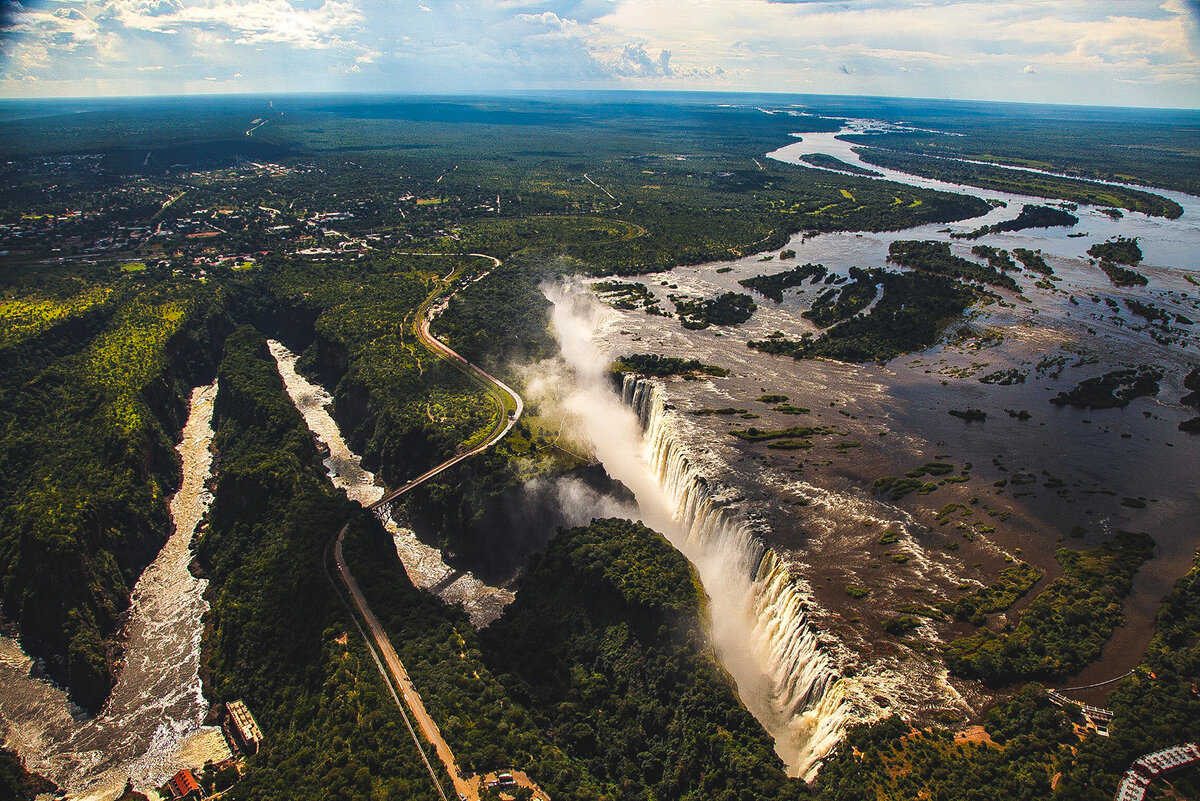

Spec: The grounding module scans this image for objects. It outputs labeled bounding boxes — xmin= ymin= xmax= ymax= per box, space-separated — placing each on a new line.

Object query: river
xmin=3 ymin=114 xmax=1195 ymax=791
xmin=0 ymin=383 xmax=228 ymax=800
xmin=549 ymin=116 xmax=1200 ymax=768
xmin=266 ymin=340 xmax=514 ymax=628
xmin=767 ymin=119 xmax=1200 ymax=272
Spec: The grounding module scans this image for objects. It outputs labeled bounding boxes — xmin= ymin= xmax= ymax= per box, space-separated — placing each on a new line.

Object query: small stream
xmin=0 ymin=383 xmax=227 ymax=800
xmin=266 ymin=340 xmax=514 ymax=627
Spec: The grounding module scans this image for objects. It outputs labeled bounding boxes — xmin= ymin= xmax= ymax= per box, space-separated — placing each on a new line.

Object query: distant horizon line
xmin=1 ymin=87 xmax=1198 ymax=116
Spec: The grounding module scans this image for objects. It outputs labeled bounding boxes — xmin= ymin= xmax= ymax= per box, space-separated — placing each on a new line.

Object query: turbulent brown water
xmin=267 ymin=339 xmax=515 ymax=627
xmin=0 ymin=383 xmax=228 ymax=800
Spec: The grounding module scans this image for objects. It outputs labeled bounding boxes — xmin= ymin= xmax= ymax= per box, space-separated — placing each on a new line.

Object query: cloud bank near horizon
xmin=1 ymin=0 xmax=1197 ymax=108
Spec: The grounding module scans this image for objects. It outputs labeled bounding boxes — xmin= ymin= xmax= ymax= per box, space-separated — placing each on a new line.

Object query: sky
xmin=1 ymin=0 xmax=1198 ymax=107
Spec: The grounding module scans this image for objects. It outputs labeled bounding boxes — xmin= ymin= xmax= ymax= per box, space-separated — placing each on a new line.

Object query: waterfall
xmin=540 ymin=282 xmax=856 ymax=780
xmin=621 ymin=374 xmax=851 ymax=778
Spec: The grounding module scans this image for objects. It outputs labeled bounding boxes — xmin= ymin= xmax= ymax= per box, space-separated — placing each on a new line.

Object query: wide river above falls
xmin=1 ymin=117 xmax=1196 ymax=793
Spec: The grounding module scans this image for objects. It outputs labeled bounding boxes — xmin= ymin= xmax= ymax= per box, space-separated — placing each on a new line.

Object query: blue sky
xmin=1 ymin=0 xmax=1198 ymax=107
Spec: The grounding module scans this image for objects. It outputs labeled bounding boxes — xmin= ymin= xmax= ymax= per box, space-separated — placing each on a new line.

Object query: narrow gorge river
xmin=266 ymin=340 xmax=514 ymax=627
xmin=0 ymin=383 xmax=227 ymax=800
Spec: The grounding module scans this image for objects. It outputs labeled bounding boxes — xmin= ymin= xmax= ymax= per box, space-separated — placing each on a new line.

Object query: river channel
xmin=0 ymin=383 xmax=227 ymax=800
xmin=579 ymin=115 xmax=1200 ymax=723
xmin=267 ymin=340 xmax=515 ymax=627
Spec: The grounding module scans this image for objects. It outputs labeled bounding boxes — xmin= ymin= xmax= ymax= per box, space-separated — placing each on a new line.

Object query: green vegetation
xmin=1123 ymin=298 xmax=1171 ymax=325
xmin=612 ymin=353 xmax=730 ymax=378
xmin=200 ymin=327 xmax=596 ymax=800
xmin=242 ymin=255 xmax=510 ymax=485
xmin=1013 ymin=248 xmax=1053 ymax=275
xmin=1098 ymin=262 xmax=1149 ymax=287
xmin=815 ymin=687 xmax=1076 ymax=801
xmin=481 ymin=519 xmax=808 ymax=801
xmin=846 ymin=585 xmax=870 ymax=599
xmin=749 ymin=269 xmax=977 ymax=362
xmin=0 ymin=749 xmax=54 ymax=800
xmin=889 ymin=240 xmax=1020 ymax=291
xmin=2 ymin=94 xmax=1196 ymax=798
xmin=774 ymin=404 xmax=811 ymax=414
xmin=739 ymin=263 xmax=828 ymax=302
xmin=1055 ymin=548 xmax=1200 ymax=798
xmin=672 ymin=291 xmax=757 ymax=329
xmin=1088 ymin=236 xmax=1143 ymax=266
xmin=872 ymin=476 xmax=940 ymax=501
xmin=953 ymin=204 xmax=1078 ymax=240
xmin=818 ymin=546 xmax=1200 ymax=800
xmin=980 ymin=368 xmax=1026 ymax=385
xmin=198 ymin=326 xmax=457 ymax=800
xmin=907 ymin=461 xmax=956 ymax=477
xmin=590 ymin=280 xmax=664 ymax=314
xmin=1181 ymin=367 xmax=1200 ymax=434
xmin=732 ymin=424 xmax=836 ymax=442
xmin=767 ymin=439 xmax=813 ymax=450
xmin=970 ymin=245 xmax=1016 ymax=272
xmin=0 ymin=286 xmax=114 ymax=350
xmin=1089 ymin=237 xmax=1148 ymax=286
xmin=856 ymin=147 xmax=1183 ymax=218
xmin=949 ymin=408 xmax=987 ymax=422
xmin=944 ymin=531 xmax=1154 ymax=683
xmin=1050 ymin=367 xmax=1162 ymax=409
xmin=882 ymin=615 xmax=921 ymax=635
xmin=944 ymin=563 xmax=1044 ymax=624
xmin=0 ymin=277 xmax=225 ymax=710
xmin=835 ymin=102 xmax=1200 ymax=197
xmin=798 ymin=153 xmax=883 ymax=177
xmin=802 ymin=267 xmax=878 ymax=327
xmin=434 ymin=258 xmax=558 ymax=373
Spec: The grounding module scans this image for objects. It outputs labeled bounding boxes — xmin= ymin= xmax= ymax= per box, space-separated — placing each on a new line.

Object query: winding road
xmin=323 ymin=252 xmax=541 ymax=801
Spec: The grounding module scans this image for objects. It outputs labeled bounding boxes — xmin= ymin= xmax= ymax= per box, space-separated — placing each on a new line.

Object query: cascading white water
xmin=0 ymin=383 xmax=228 ymax=801
xmin=541 ymin=284 xmax=855 ymax=779
xmin=267 ymin=340 xmax=515 ymax=627
xmin=622 ymin=374 xmax=850 ymax=778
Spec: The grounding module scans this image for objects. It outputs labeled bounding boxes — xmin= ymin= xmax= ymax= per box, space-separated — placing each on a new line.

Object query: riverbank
xmin=0 ymin=383 xmax=227 ymax=800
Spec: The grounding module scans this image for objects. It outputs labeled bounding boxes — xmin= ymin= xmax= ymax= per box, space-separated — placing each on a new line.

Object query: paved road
xmin=334 ymin=525 xmax=474 ymax=800
xmin=328 ymin=252 xmax=529 ymax=801
xmin=371 ymin=254 xmax=522 ymax=510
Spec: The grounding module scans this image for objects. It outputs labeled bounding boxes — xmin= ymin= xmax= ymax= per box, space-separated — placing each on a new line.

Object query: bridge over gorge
xmin=1044 ymin=671 xmax=1134 ymax=731
xmin=322 ymin=253 xmax=540 ymax=801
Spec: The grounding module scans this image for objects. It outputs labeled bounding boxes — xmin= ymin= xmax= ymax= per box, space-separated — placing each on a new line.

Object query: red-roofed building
xmin=166 ymin=769 xmax=203 ymax=799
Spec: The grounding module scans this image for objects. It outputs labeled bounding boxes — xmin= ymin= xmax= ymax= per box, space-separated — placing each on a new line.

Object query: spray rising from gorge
xmin=267 ymin=340 xmax=515 ymax=627
xmin=540 ymin=283 xmax=858 ymax=778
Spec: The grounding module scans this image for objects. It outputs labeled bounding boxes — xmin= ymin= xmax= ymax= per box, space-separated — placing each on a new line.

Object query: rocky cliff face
xmin=1 ymin=297 xmax=231 ymax=712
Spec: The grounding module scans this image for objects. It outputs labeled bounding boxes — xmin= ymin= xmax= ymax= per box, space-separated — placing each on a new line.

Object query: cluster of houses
xmin=160 ymin=700 xmax=262 ymax=800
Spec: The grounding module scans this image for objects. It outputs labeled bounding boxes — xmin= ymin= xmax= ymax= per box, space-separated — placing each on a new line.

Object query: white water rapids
xmin=539 ymin=284 xmax=868 ymax=779
xmin=267 ymin=339 xmax=514 ymax=627
xmin=0 ymin=383 xmax=228 ymax=800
